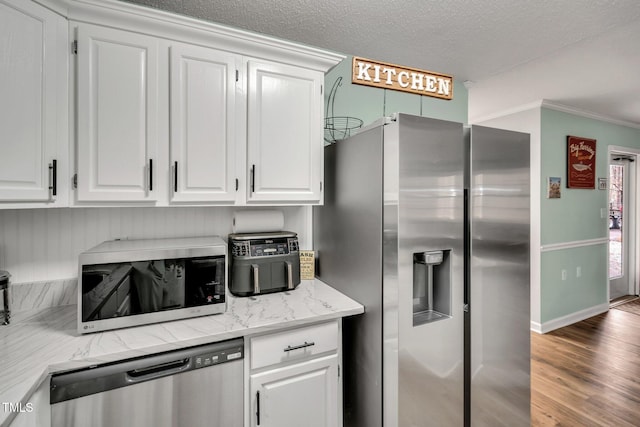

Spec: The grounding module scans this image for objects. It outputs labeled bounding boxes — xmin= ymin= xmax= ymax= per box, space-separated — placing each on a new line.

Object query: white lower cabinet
xmin=247 ymin=321 xmax=341 ymax=427
xmin=250 ymin=355 xmax=338 ymax=427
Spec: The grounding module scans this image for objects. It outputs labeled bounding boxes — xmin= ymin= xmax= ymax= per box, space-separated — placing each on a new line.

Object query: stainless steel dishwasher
xmin=50 ymin=338 xmax=243 ymax=427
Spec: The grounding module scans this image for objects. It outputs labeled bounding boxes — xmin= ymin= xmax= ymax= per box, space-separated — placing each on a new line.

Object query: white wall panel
xmin=0 ymin=207 xmax=310 ymax=283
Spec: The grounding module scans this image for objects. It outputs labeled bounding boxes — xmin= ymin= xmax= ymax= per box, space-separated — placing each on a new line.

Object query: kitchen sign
xmin=352 ymin=57 xmax=453 ymax=100
xmin=567 ymin=135 xmax=596 ymax=189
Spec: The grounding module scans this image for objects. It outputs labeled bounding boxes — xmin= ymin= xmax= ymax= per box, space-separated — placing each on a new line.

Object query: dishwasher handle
xmin=126 ymin=357 xmax=190 ymax=383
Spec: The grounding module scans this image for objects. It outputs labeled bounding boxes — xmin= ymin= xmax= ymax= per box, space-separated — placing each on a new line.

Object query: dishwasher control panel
xmin=193 ymin=344 xmax=243 ymax=369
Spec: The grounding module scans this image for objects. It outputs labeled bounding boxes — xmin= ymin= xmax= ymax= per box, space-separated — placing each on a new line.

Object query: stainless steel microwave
xmin=78 ymin=236 xmax=226 ymax=334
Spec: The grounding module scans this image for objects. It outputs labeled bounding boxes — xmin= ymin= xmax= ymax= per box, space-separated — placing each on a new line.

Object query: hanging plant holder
xmin=324 ymin=77 xmax=363 ymax=143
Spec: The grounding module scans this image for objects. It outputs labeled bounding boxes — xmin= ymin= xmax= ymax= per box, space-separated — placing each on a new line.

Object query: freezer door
xmin=469 ymin=125 xmax=530 ymax=426
xmin=390 ymin=114 xmax=465 ymax=427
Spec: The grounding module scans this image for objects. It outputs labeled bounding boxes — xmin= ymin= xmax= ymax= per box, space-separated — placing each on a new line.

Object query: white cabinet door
xmin=246 ymin=60 xmax=323 ymax=203
xmin=76 ymin=24 xmax=158 ymax=202
xmin=0 ymin=0 xmax=62 ymax=202
xmin=250 ymin=355 xmax=339 ymax=427
xmin=170 ymin=44 xmax=237 ymax=203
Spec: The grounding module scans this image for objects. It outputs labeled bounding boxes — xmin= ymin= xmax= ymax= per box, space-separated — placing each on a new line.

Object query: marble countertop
xmin=0 ymin=279 xmax=363 ymax=427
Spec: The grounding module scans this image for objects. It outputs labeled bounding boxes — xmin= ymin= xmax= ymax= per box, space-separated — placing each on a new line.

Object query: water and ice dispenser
xmin=413 ymin=250 xmax=451 ymax=326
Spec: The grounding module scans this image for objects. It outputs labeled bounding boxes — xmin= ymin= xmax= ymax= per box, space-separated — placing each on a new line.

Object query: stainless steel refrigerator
xmin=314 ymin=113 xmax=530 ymax=427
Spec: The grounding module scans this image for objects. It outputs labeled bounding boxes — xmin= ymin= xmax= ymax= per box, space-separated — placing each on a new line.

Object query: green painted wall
xmin=324 ymin=57 xmax=468 ymax=140
xmin=540 ymin=244 xmax=608 ymax=322
xmin=540 ymin=108 xmax=640 ymax=244
xmin=539 ymin=107 xmax=640 ymax=323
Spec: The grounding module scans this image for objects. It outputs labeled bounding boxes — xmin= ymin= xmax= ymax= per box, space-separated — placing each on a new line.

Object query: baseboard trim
xmin=531 ymin=302 xmax=609 ymax=334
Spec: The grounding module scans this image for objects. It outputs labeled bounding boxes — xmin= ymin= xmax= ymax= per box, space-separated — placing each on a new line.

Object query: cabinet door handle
xmin=256 ymin=390 xmax=261 ymax=426
xmin=251 ymin=164 xmax=255 ymax=193
xmin=149 ymin=159 xmax=154 ymax=191
xmin=284 ymin=341 xmax=315 ymax=352
xmin=48 ymin=159 xmax=57 ymax=197
xmin=174 ymin=161 xmax=178 ymax=193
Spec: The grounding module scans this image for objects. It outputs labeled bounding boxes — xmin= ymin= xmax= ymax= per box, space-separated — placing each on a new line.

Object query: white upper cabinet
xmin=76 ymin=24 xmax=159 ymax=203
xmin=169 ymin=44 xmax=238 ymax=204
xmin=246 ymin=60 xmax=324 ymax=204
xmin=0 ymin=0 xmax=67 ymax=204
xmin=3 ymin=0 xmax=342 ymax=207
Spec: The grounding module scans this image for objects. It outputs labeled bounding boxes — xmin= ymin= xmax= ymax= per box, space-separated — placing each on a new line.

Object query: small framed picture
xmin=548 ymin=177 xmax=561 ymax=199
xmin=598 ymin=177 xmax=608 ymax=190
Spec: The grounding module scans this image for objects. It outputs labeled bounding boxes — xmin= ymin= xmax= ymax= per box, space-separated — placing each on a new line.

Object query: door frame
xmin=608 ymin=145 xmax=640 ymax=300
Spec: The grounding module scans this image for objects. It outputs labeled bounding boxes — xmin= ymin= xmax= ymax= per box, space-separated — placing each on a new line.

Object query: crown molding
xmin=33 ymin=0 xmax=345 ymax=72
xmin=540 ymin=100 xmax=640 ymax=130
xmin=469 ymin=100 xmax=543 ymax=124
xmin=471 ymin=99 xmax=640 ymax=130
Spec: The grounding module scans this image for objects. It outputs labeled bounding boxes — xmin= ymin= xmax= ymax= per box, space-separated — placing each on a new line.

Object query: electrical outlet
xmin=561 ymin=269 xmax=567 ymax=281
xmin=576 ymin=266 xmax=582 ymax=277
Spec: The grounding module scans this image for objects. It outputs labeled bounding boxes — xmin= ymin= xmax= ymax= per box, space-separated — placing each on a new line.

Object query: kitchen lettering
xmin=351 ymin=57 xmax=453 ymax=100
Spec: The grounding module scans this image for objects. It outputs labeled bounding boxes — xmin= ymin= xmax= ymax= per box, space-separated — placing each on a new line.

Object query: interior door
xmin=609 ymin=155 xmax=636 ymax=300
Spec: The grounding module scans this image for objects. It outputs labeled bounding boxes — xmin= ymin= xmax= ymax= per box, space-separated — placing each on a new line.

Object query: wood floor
xmin=531 ymin=299 xmax=640 ymax=426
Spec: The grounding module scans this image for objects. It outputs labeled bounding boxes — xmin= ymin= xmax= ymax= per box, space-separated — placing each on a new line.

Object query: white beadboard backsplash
xmin=0 ymin=206 xmax=311 ymax=284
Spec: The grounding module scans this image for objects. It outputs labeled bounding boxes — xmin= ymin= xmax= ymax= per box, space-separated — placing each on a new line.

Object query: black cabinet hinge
xmin=235 ymin=70 xmax=239 ymax=82
xmin=72 ymin=40 xmax=77 ymax=55
xmin=235 ymin=178 xmax=239 ymax=191
xmin=72 ymin=173 xmax=78 ymax=189
xmin=321 ymin=84 xmax=323 ymax=95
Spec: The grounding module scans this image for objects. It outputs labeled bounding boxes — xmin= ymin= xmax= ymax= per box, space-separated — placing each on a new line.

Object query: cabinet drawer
xmin=250 ymin=321 xmax=338 ymax=369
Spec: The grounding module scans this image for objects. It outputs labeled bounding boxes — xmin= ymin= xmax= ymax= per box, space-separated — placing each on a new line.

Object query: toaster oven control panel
xmin=231 ymin=237 xmax=299 ymax=258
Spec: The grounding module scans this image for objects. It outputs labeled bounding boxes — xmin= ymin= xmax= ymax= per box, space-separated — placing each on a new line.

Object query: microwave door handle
xmin=252 ymin=264 xmax=260 ymax=294
xmin=286 ymin=261 xmax=294 ymax=290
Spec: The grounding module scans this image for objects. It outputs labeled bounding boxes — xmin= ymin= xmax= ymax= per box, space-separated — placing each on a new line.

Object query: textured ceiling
xmin=122 ymin=0 xmax=640 ymax=125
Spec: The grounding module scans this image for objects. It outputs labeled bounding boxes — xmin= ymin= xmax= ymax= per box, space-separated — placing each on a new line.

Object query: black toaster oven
xmin=228 ymin=231 xmax=300 ymax=296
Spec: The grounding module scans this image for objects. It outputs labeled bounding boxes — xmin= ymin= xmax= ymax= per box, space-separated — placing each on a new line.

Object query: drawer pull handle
xmin=284 ymin=341 xmax=315 ymax=352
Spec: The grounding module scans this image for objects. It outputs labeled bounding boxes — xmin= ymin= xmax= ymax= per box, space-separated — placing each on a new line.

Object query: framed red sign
xmin=567 ymin=136 xmax=596 ymax=189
